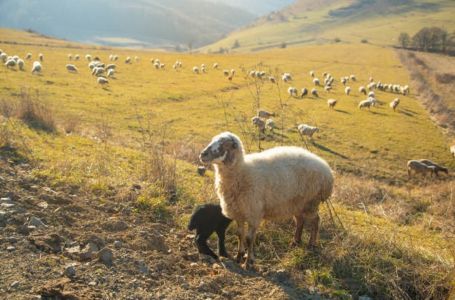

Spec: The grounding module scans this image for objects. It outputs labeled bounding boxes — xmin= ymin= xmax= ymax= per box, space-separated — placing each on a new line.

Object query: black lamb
xmin=188 ymin=203 xmax=232 ymax=259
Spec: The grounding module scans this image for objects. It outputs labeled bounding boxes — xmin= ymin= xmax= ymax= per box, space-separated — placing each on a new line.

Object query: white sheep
xmin=359 ymin=86 xmax=367 ymax=95
xmin=135 ymin=56 xmax=140 ymax=62
xmin=193 ymin=66 xmax=200 ymax=74
xmin=390 ymin=98 xmax=400 ymax=111
xmin=301 ymin=88 xmax=308 ymax=98
xmin=288 ymin=87 xmax=298 ymax=97
xmin=106 ymin=64 xmax=116 ymax=71
xmin=86 ymin=54 xmax=92 ymax=61
xmin=97 ymin=77 xmax=109 ymax=85
xmin=450 ymin=145 xmax=455 ymax=158
xmin=0 ymin=53 xmax=7 ymax=62
xmin=107 ymin=69 xmax=115 ymax=78
xmin=358 ymin=99 xmax=374 ymax=110
xmin=309 ymin=70 xmax=315 ymax=77
xmin=25 ymin=53 xmax=32 ymax=60
xmin=345 ymin=86 xmax=351 ymax=96
xmin=311 ymin=88 xmax=318 ymax=97
xmin=313 ymin=78 xmax=320 ymax=86
xmin=368 ymin=91 xmax=375 ymax=98
xmin=223 ymin=69 xmax=230 ymax=77
xmin=199 ymin=132 xmax=333 ymax=268
xmin=282 ymin=73 xmax=292 ymax=82
xmin=327 ymin=99 xmax=337 ymax=109
xmin=269 ymin=76 xmax=276 ymax=84
xmin=17 ymin=59 xmax=25 ymax=71
xmin=350 ymin=74 xmax=356 ymax=81
xmin=12 ymin=55 xmax=19 ymax=62
xmin=68 ymin=54 xmax=73 ymax=61
xmin=298 ymin=124 xmax=319 ymax=138
xmin=31 ymin=61 xmax=42 ymax=74
xmin=39 ymin=53 xmax=44 ymax=61
xmin=92 ymin=67 xmax=105 ymax=76
xmin=74 ymin=54 xmax=80 ymax=61
xmin=213 ymin=63 xmax=219 ymax=69
xmin=4 ymin=59 xmax=16 ymax=69
xmin=407 ymin=160 xmax=435 ymax=178
xmin=257 ymin=110 xmax=275 ymax=119
xmin=125 ymin=57 xmax=132 ymax=64
xmin=66 ymin=64 xmax=78 ymax=73
xmin=113 ymin=55 xmax=118 ymax=61
xmin=251 ymin=116 xmax=265 ymax=133
xmin=324 ymin=85 xmax=332 ymax=92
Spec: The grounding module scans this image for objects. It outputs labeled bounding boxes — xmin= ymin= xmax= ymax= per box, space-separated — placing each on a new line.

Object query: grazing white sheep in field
xmin=113 ymin=55 xmax=118 ymax=61
xmin=107 ymin=69 xmax=115 ymax=78
xmin=402 ymin=85 xmax=410 ymax=95
xmin=25 ymin=53 xmax=32 ymax=60
xmin=368 ymin=91 xmax=375 ymax=98
xmin=92 ymin=67 xmax=105 ymax=76
xmin=407 ymin=160 xmax=435 ymax=178
xmin=324 ymin=85 xmax=332 ymax=92
xmin=257 ymin=110 xmax=275 ymax=119
xmin=313 ymin=78 xmax=320 ymax=86
xmin=17 ymin=59 xmax=25 ymax=70
xmin=288 ymin=87 xmax=298 ymax=97
xmin=39 ymin=53 xmax=44 ymax=61
xmin=251 ymin=117 xmax=265 ymax=133
xmin=450 ymin=145 xmax=455 ymax=158
xmin=223 ymin=69 xmax=230 ymax=77
xmin=418 ymin=159 xmax=448 ymax=176
xmin=327 ymin=99 xmax=337 ymax=109
xmin=341 ymin=77 xmax=347 ymax=86
xmin=193 ymin=66 xmax=200 ymax=74
xmin=199 ymin=132 xmax=333 ymax=268
xmin=86 ymin=54 xmax=92 ymax=61
xmin=282 ymin=73 xmax=292 ymax=82
xmin=106 ymin=64 xmax=116 ymax=70
xmin=359 ymin=86 xmax=367 ymax=95
xmin=66 ymin=64 xmax=78 ymax=73
xmin=265 ymin=119 xmax=276 ymax=132
xmin=125 ymin=57 xmax=132 ymax=64
xmin=298 ymin=124 xmax=319 ymax=138
xmin=213 ymin=63 xmax=219 ymax=69
xmin=309 ymin=70 xmax=315 ymax=77
xmin=74 ymin=54 xmax=80 ymax=61
xmin=269 ymin=76 xmax=276 ymax=83
xmin=350 ymin=75 xmax=356 ymax=81
xmin=0 ymin=53 xmax=7 ymax=62
xmin=301 ymin=88 xmax=308 ymax=98
xmin=390 ymin=98 xmax=400 ymax=111
xmin=5 ymin=59 xmax=16 ymax=69
xmin=31 ymin=61 xmax=42 ymax=74
xmin=97 ymin=77 xmax=109 ymax=85
xmin=12 ymin=55 xmax=19 ymax=62
xmin=367 ymin=82 xmax=376 ymax=91
xmin=68 ymin=54 xmax=73 ymax=60
xmin=135 ymin=56 xmax=140 ymax=62
xmin=345 ymin=86 xmax=351 ymax=95
xmin=311 ymin=88 xmax=319 ymax=97
xmin=358 ymin=99 xmax=374 ymax=110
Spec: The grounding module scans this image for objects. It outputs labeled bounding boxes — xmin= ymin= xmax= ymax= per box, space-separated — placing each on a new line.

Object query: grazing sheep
xmin=266 ymin=119 xmax=276 ymax=132
xmin=199 ymin=132 xmax=333 ymax=267
xmin=341 ymin=77 xmax=347 ymax=86
xmin=223 ymin=69 xmax=230 ymax=77
xmin=345 ymin=86 xmax=351 ymax=96
xmin=450 ymin=145 xmax=455 ymax=158
xmin=213 ymin=63 xmax=219 ymax=69
xmin=17 ymin=59 xmax=25 ymax=71
xmin=407 ymin=160 xmax=435 ymax=178
xmin=269 ymin=76 xmax=276 ymax=84
xmin=311 ymin=88 xmax=319 ymax=97
xmin=31 ymin=61 xmax=42 ymax=74
xmin=358 ymin=99 xmax=375 ymax=110
xmin=85 ymin=54 xmax=92 ymax=61
xmin=313 ymin=78 xmax=320 ymax=86
xmin=107 ymin=69 xmax=115 ymax=78
xmin=301 ymin=88 xmax=308 ymax=98
xmin=39 ymin=53 xmax=44 ymax=61
xmin=66 ymin=64 xmax=78 ymax=73
xmin=369 ymin=76 xmax=374 ymax=83
xmin=125 ymin=57 xmax=132 ymax=64
xmin=135 ymin=56 xmax=140 ymax=62
xmin=92 ymin=67 xmax=105 ymax=76
xmin=25 ymin=53 xmax=32 ymax=60
xmin=390 ymin=98 xmax=400 ymax=111
xmin=188 ymin=203 xmax=232 ymax=259
xmin=327 ymin=99 xmax=337 ymax=109
xmin=324 ymin=86 xmax=332 ymax=92
xmin=193 ymin=66 xmax=200 ymax=74
xmin=257 ymin=110 xmax=275 ymax=119
xmin=97 ymin=77 xmax=109 ymax=85
xmin=298 ymin=124 xmax=319 ymax=138
xmin=368 ymin=91 xmax=375 ymax=98
xmin=282 ymin=73 xmax=292 ymax=82
xmin=106 ymin=64 xmax=116 ymax=71
xmin=350 ymin=75 xmax=356 ymax=81
xmin=74 ymin=54 xmax=80 ymax=61
xmin=309 ymin=70 xmax=315 ymax=77
xmin=113 ymin=55 xmax=118 ymax=61
xmin=252 ymin=116 xmax=265 ymax=133
xmin=4 ymin=59 xmax=16 ymax=69
xmin=418 ymin=160 xmax=448 ymax=176
xmin=68 ymin=54 xmax=73 ymax=61
xmin=402 ymin=85 xmax=410 ymax=95
xmin=368 ymin=82 xmax=376 ymax=91
xmin=288 ymin=87 xmax=298 ymax=97
xmin=359 ymin=86 xmax=367 ymax=95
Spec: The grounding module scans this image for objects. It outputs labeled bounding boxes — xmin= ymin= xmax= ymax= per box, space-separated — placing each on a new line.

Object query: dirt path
xmin=0 ymin=157 xmax=311 ymax=299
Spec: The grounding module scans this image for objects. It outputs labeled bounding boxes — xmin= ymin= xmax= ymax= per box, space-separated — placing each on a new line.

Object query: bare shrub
xmin=16 ymin=89 xmax=56 ymax=133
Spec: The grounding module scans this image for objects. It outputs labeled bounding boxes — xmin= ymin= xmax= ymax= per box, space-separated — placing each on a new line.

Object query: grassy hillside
xmin=0 ymin=29 xmax=454 ymax=299
xmin=203 ymin=0 xmax=455 ymax=52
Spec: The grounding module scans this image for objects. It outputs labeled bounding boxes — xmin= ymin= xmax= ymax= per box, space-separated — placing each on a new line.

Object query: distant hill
xmin=203 ymin=0 xmax=455 ymax=52
xmin=207 ymin=0 xmax=295 ymax=16
xmin=0 ymin=0 xmax=259 ymax=49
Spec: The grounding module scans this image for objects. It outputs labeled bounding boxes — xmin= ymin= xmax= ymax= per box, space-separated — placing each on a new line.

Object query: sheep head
xmin=200 ymin=132 xmax=243 ymax=166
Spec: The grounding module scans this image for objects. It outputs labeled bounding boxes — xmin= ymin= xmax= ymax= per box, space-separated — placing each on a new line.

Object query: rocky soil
xmin=0 ymin=158 xmax=313 ymax=299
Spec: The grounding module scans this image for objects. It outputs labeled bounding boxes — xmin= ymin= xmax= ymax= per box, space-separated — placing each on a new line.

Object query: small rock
xmin=64 ymin=265 xmax=76 ymax=278
xmin=10 ymin=281 xmax=20 ymax=288
xmin=88 ymin=281 xmax=97 ymax=286
xmin=113 ymin=240 xmax=122 ymax=249
xmin=190 ymin=262 xmax=198 ymax=267
xmin=98 ymin=247 xmax=113 ymax=266
xmin=29 ymin=216 xmax=46 ymax=228
xmin=103 ymin=219 xmax=128 ymax=232
xmin=137 ymin=260 xmax=149 ymax=274
xmin=37 ymin=201 xmax=49 ymax=209
xmin=212 ymin=263 xmax=221 ymax=270
xmin=6 ymin=246 xmax=15 ymax=251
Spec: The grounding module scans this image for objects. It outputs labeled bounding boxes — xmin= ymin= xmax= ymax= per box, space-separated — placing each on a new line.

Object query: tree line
xmin=398 ymin=27 xmax=455 ymax=55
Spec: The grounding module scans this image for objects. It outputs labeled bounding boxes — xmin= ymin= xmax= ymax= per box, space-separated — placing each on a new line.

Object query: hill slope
xmin=203 ymin=0 xmax=455 ymax=52
xmin=0 ymin=0 xmax=256 ymax=48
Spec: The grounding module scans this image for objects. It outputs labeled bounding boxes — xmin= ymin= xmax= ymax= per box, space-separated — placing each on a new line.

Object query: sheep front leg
xmin=236 ymin=221 xmax=246 ymax=263
xmin=243 ymin=223 xmax=258 ymax=269
xmin=292 ymin=215 xmax=304 ymax=246
xmin=306 ymin=212 xmax=320 ymax=248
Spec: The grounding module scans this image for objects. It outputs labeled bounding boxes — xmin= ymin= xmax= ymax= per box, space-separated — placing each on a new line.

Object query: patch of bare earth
xmin=0 ymin=158 xmax=309 ymax=300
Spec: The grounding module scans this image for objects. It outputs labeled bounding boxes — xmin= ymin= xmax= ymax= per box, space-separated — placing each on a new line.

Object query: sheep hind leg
xmin=235 ymin=221 xmax=246 ymax=263
xmin=243 ymin=224 xmax=258 ymax=269
xmin=305 ymin=212 xmax=320 ymax=249
xmin=291 ymin=215 xmax=304 ymax=247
